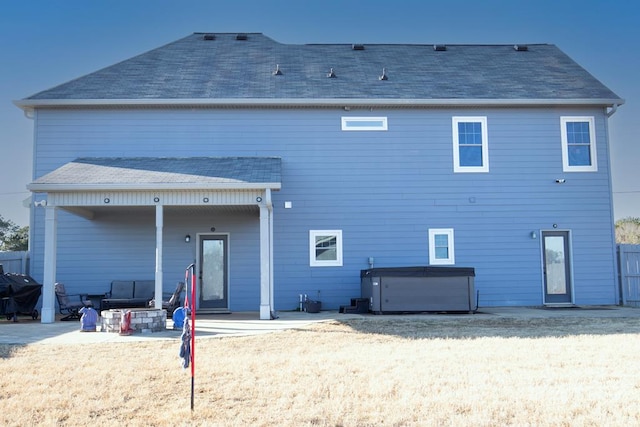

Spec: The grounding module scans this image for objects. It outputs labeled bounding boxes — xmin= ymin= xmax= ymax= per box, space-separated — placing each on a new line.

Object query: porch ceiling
xmin=61 ymin=204 xmax=259 ymax=218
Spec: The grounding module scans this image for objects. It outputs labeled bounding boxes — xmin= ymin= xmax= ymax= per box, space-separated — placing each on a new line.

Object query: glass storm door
xmin=542 ymin=231 xmax=573 ymax=304
xmin=199 ymin=235 xmax=228 ymax=309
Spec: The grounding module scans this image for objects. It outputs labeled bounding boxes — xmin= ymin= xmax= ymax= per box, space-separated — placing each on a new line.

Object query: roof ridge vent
xmin=203 ymin=34 xmax=215 ymax=41
xmin=514 ymin=44 xmax=528 ymax=51
xmin=236 ymin=33 xmax=248 ymax=41
xmin=433 ymin=44 xmax=447 ymax=51
xmin=352 ymin=44 xmax=365 ymax=51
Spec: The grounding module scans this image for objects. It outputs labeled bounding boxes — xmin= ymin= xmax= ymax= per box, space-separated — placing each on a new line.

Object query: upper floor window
xmin=452 ymin=117 xmax=489 ymax=172
xmin=309 ymin=230 xmax=343 ymax=267
xmin=341 ymin=117 xmax=388 ymax=131
xmin=560 ymin=116 xmax=597 ymax=172
xmin=428 ymin=228 xmax=455 ymax=265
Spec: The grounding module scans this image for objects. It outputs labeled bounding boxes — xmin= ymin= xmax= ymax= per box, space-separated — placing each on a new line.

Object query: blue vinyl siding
xmin=30 ymin=107 xmax=617 ymax=310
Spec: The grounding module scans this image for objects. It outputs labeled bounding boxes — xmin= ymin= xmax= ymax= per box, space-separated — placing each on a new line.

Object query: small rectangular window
xmin=341 ymin=117 xmax=388 ymax=131
xmin=452 ymin=117 xmax=489 ymax=172
xmin=429 ymin=228 xmax=455 ymax=265
xmin=310 ymin=230 xmax=343 ymax=267
xmin=560 ymin=116 xmax=597 ymax=172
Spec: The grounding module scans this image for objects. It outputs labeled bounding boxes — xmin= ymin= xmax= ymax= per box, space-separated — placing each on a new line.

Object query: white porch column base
xmin=41 ymin=307 xmax=55 ymax=324
xmin=260 ymin=304 xmax=271 ymax=320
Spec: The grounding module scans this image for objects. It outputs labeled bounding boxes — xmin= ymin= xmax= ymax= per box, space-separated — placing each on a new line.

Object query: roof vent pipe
xmin=272 ymin=64 xmax=283 ymax=76
xmin=379 ymin=68 xmax=388 ymax=81
xmin=327 ymin=68 xmax=336 ymax=78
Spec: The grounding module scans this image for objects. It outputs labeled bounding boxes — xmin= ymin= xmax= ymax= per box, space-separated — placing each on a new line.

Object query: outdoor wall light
xmin=555 ymin=179 xmax=566 ymax=184
xmin=530 ymin=231 xmax=537 ymax=239
xmin=185 ymin=235 xmax=191 ymax=243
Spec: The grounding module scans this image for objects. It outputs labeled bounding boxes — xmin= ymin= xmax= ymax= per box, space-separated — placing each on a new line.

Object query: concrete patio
xmin=1 ymin=306 xmax=639 ymax=345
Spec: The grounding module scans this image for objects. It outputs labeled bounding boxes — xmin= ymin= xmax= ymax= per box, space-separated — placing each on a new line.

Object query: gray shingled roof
xmin=28 ymin=157 xmax=282 ymax=190
xmin=24 ymin=33 xmax=620 ymax=102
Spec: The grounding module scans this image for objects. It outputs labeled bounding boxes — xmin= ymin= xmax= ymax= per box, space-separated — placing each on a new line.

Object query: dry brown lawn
xmin=1 ymin=316 xmax=640 ymax=426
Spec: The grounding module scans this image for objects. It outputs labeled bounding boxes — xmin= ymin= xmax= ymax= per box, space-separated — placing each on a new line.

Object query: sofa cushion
xmin=134 ymin=280 xmax=155 ymax=300
xmin=109 ymin=281 xmax=134 ymax=299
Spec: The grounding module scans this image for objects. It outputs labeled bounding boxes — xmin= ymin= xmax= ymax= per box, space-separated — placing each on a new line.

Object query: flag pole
xmin=186 ymin=263 xmax=196 ymax=411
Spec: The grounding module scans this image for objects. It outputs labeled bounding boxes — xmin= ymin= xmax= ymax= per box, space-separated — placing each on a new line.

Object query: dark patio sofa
xmin=100 ymin=280 xmax=155 ymax=311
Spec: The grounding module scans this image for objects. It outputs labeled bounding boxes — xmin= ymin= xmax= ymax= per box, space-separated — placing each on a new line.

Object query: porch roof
xmin=27 ymin=157 xmax=282 ymax=192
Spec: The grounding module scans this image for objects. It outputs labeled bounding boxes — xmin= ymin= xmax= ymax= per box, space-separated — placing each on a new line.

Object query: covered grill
xmin=0 ymin=272 xmax=42 ymax=321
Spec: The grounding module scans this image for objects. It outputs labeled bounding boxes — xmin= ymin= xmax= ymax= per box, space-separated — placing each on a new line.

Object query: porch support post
xmin=259 ymin=193 xmax=272 ymax=320
xmin=41 ymin=206 xmax=57 ymax=323
xmin=154 ymin=205 xmax=163 ymax=310
xmin=269 ymin=193 xmax=275 ymax=314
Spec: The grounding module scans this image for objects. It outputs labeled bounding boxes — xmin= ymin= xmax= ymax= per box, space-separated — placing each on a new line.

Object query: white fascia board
xmin=14 ymin=97 xmax=625 ymax=110
xmin=27 ymin=182 xmax=282 ymax=193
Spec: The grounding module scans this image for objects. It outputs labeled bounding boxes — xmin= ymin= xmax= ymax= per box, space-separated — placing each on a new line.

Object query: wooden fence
xmin=617 ymin=244 xmax=640 ymax=307
xmin=0 ymin=251 xmax=29 ymax=275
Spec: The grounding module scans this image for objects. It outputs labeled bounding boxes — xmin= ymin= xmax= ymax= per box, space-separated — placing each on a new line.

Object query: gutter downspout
xmin=604 ymin=101 xmax=623 ymax=304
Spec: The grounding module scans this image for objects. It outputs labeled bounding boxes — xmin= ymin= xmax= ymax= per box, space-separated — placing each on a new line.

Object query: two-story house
xmin=15 ymin=33 xmax=624 ymax=322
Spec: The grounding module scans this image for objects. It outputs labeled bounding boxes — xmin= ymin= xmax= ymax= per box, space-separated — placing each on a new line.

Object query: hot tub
xmin=360 ymin=266 xmax=476 ymax=314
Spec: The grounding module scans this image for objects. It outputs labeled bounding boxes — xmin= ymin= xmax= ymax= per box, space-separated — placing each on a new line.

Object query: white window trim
xmin=452 ymin=116 xmax=489 ymax=173
xmin=309 ymin=230 xmax=343 ymax=267
xmin=560 ymin=116 xmax=597 ymax=172
xmin=429 ymin=228 xmax=455 ymax=265
xmin=341 ymin=117 xmax=388 ymax=131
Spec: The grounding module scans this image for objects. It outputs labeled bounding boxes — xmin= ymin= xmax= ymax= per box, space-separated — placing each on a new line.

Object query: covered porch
xmin=28 ymin=157 xmax=281 ymax=323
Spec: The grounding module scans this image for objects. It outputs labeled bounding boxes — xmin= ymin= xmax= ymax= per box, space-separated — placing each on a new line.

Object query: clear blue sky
xmin=1 ymin=0 xmax=638 ymax=226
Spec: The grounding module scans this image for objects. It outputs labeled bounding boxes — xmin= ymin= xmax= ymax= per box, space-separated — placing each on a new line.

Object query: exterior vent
xmin=203 ymin=34 xmax=215 ymax=41
xmin=514 ymin=44 xmax=528 ymax=51
xmin=433 ymin=44 xmax=447 ymax=51
xmin=236 ymin=33 xmax=248 ymax=41
xmin=352 ymin=44 xmax=365 ymax=51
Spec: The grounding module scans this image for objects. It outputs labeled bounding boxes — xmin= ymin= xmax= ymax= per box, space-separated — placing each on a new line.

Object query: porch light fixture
xmin=185 ymin=235 xmax=191 ymax=243
xmin=530 ymin=231 xmax=537 ymax=239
